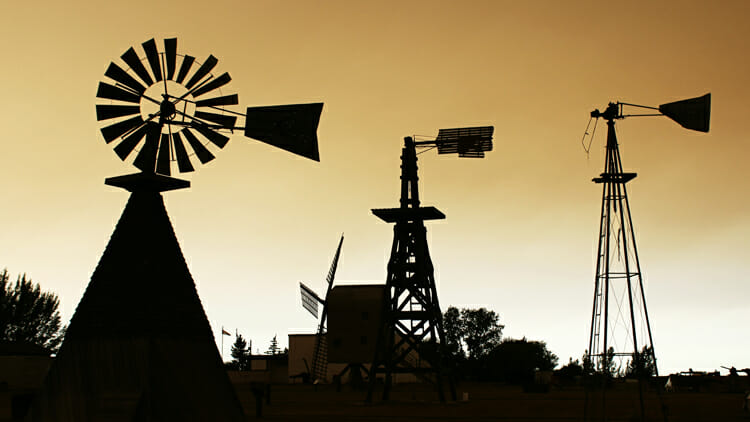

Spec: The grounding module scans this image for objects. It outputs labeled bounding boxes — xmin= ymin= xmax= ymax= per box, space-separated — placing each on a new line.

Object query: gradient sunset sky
xmin=1 ymin=0 xmax=747 ymax=374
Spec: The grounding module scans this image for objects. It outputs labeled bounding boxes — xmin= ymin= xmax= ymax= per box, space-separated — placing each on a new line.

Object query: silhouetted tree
xmin=625 ymin=345 xmax=657 ymax=377
xmin=230 ymin=334 xmax=249 ymax=370
xmin=484 ymin=338 xmax=558 ymax=384
xmin=459 ymin=307 xmax=504 ymax=360
xmin=556 ymin=357 xmax=584 ymax=380
xmin=442 ymin=306 xmax=465 ymax=358
xmin=266 ymin=334 xmax=280 ymax=355
xmin=0 ymin=269 xmax=65 ymax=352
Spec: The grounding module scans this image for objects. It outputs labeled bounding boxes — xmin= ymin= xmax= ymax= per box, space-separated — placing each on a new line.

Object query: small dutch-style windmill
xmin=366 ymin=127 xmax=494 ymax=403
xmin=585 ymin=94 xmax=710 ymax=421
xmin=299 ymin=234 xmax=344 ymax=383
xmin=29 ymin=38 xmax=323 ymax=421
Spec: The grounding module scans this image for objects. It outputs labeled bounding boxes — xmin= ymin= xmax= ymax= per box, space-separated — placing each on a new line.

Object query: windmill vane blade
xmin=96 ymin=104 xmax=141 ymax=121
xmin=142 ymin=38 xmax=163 ymax=83
xmin=436 ymin=126 xmax=494 ymax=156
xmin=191 ymin=72 xmax=232 ymax=98
xmin=175 ymin=55 xmax=195 ymax=84
xmin=114 ymin=123 xmax=150 ymax=160
xmin=244 ymin=103 xmax=323 ymax=162
xmin=121 ymin=47 xmax=154 ymax=86
xmin=182 ymin=128 xmax=215 ymax=164
xmin=133 ymin=124 xmax=161 ymax=172
xmin=156 ymin=133 xmax=172 ymax=175
xmin=194 ymin=110 xmax=237 ymax=128
xmin=193 ymin=124 xmax=230 ymax=148
xmin=185 ymin=55 xmax=218 ymax=89
xmin=97 ymin=82 xmax=141 ymax=103
xmin=105 ymin=62 xmax=146 ymax=94
xmin=164 ymin=38 xmax=177 ymax=80
xmin=171 ymin=132 xmax=195 ymax=173
xmin=101 ymin=115 xmax=144 ymax=143
xmin=196 ymin=94 xmax=239 ymax=108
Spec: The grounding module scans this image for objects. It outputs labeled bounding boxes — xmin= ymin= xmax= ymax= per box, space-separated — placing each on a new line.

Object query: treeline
xmin=443 ymin=306 xmax=558 ymax=384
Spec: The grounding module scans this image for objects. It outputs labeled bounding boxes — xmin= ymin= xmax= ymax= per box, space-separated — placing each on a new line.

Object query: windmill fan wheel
xmin=96 ymin=37 xmax=239 ymax=176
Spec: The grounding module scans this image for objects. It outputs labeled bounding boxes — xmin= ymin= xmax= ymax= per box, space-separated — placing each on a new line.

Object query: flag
xmin=222 ymin=328 xmax=231 ymax=336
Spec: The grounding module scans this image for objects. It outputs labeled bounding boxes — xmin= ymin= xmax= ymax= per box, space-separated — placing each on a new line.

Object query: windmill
xmin=585 ymin=94 xmax=710 ymax=421
xmin=366 ymin=127 xmax=494 ymax=403
xmin=28 ymin=38 xmax=323 ymax=422
xmin=299 ymin=234 xmax=344 ymax=383
xmin=95 ymin=37 xmax=322 ymax=180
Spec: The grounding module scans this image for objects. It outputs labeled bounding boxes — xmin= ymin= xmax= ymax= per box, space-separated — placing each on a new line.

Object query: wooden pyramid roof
xmin=29 ymin=184 xmax=245 ymax=421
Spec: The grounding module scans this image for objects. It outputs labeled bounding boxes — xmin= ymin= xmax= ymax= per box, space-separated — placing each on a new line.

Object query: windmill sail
xmin=300 ymin=282 xmax=322 ymax=318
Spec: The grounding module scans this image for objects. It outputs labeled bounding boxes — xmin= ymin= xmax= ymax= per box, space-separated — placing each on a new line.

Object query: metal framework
xmin=587 ymin=103 xmax=658 ymax=378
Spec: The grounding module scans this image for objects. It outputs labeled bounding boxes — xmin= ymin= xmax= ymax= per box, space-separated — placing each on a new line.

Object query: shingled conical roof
xmin=29 ymin=174 xmax=245 ymax=421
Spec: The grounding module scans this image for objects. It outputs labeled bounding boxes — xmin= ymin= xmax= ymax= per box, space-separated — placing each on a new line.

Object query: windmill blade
xmin=182 ymin=128 xmax=215 ymax=164
xmin=171 ymin=132 xmax=195 ymax=172
xmin=164 ymin=38 xmax=177 ymax=80
xmin=156 ymin=133 xmax=172 ymax=175
xmin=326 ymin=234 xmax=344 ymax=286
xmin=101 ymin=115 xmax=144 ymax=143
xmin=300 ymin=282 xmax=323 ymax=318
xmin=193 ymin=124 xmax=229 ymax=148
xmin=244 ymin=103 xmax=323 ymax=162
xmin=175 ymin=55 xmax=194 ymax=84
xmin=142 ymin=38 xmax=163 ymax=83
xmin=104 ymin=62 xmax=146 ymax=94
xmin=133 ymin=124 xmax=161 ymax=172
xmin=196 ymin=94 xmax=239 ymax=108
xmin=96 ymin=104 xmax=141 ymax=121
xmin=194 ymin=111 xmax=237 ymax=128
xmin=96 ymin=82 xmax=141 ymax=103
xmin=121 ymin=47 xmax=154 ymax=86
xmin=185 ymin=55 xmax=218 ymax=89
xmin=191 ymin=72 xmax=231 ymax=98
xmin=114 ymin=123 xmax=150 ymax=160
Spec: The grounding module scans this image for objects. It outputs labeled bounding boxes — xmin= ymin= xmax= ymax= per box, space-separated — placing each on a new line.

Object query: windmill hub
xmin=160 ymin=99 xmax=177 ymax=121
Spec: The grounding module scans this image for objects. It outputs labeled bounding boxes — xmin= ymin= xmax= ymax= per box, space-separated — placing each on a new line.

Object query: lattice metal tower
xmin=367 ymin=127 xmax=493 ymax=403
xmin=585 ymin=95 xmax=710 ymax=420
xmin=587 ymin=103 xmax=658 ymax=377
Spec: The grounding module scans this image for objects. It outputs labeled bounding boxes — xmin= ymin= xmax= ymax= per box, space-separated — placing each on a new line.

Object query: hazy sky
xmin=1 ymin=1 xmax=748 ymax=374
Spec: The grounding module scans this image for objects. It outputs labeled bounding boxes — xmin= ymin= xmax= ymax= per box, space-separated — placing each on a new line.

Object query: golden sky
xmin=1 ymin=0 xmax=748 ymax=372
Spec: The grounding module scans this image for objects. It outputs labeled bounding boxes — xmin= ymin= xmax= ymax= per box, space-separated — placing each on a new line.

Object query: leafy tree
xmin=459 ymin=307 xmax=504 ymax=360
xmin=625 ymin=345 xmax=657 ymax=377
xmin=266 ymin=334 xmax=280 ymax=355
xmin=442 ymin=306 xmax=464 ymax=358
xmin=0 ymin=269 xmax=65 ymax=352
xmin=230 ymin=334 xmax=250 ymax=370
xmin=442 ymin=307 xmax=504 ymax=361
xmin=484 ymin=338 xmax=558 ymax=384
xmin=556 ymin=357 xmax=584 ymax=380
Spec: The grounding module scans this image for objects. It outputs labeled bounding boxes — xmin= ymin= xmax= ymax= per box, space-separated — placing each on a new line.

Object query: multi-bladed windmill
xmin=95 ymin=37 xmax=322 ymax=178
xmin=299 ymin=234 xmax=344 ymax=383
xmin=584 ymin=93 xmax=710 ymax=421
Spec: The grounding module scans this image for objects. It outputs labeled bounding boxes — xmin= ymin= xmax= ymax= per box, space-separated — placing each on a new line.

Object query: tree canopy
xmin=0 ymin=269 xmax=65 ymax=352
xmin=230 ymin=333 xmax=250 ymax=370
xmin=442 ymin=306 xmax=504 ymax=360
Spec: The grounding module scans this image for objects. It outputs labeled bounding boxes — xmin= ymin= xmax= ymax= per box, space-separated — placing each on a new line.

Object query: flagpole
xmin=221 ymin=326 xmax=224 ymax=361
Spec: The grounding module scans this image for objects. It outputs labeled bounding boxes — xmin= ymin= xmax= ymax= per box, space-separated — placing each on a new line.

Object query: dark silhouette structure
xmin=367 ymin=127 xmax=493 ymax=403
xmin=28 ymin=37 xmax=325 ymax=420
xmin=28 ymin=174 xmax=246 ymax=421
xmin=96 ymin=37 xmax=323 ymax=176
xmin=299 ymin=235 xmax=344 ymax=383
xmin=585 ymin=94 xmax=710 ymax=421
